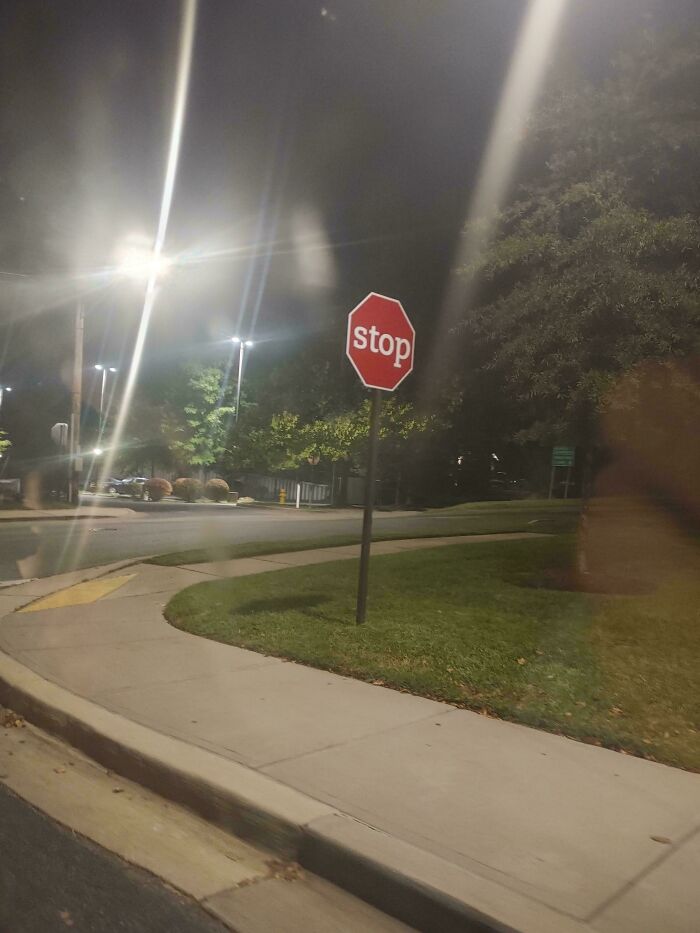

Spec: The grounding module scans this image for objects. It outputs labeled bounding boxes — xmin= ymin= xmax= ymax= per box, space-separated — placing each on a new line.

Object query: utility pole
xmin=69 ymin=302 xmax=84 ymax=503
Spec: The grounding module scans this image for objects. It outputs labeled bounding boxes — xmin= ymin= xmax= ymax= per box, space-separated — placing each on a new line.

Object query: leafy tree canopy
xmin=227 ymin=397 xmax=432 ymax=476
xmin=458 ymin=30 xmax=700 ymax=446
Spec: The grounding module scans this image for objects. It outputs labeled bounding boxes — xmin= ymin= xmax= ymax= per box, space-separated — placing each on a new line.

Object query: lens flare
xmin=95 ymin=0 xmax=198 ymax=501
xmin=423 ymin=0 xmax=569 ymax=394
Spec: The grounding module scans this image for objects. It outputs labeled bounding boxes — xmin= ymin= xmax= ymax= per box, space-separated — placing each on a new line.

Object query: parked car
xmin=96 ymin=477 xmax=122 ymax=494
xmin=107 ymin=476 xmax=148 ymax=495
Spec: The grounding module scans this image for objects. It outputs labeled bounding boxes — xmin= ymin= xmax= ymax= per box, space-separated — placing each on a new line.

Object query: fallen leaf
xmin=59 ymin=909 xmax=74 ymax=927
xmin=650 ymin=835 xmax=672 ymax=845
xmin=516 ymin=657 xmax=527 ymax=666
xmin=112 ymin=787 xmax=125 ymax=794
xmin=54 ymin=767 xmax=66 ymax=774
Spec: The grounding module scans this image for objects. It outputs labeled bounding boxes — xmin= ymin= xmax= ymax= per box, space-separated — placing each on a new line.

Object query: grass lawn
xmin=166 ymin=536 xmax=700 ymax=771
xmin=148 ymin=508 xmax=578 ymax=566
xmin=430 ymin=497 xmax=581 ymax=513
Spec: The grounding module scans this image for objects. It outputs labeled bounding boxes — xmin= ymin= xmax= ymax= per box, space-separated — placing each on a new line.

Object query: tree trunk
xmin=577 ymin=446 xmax=595 ymax=576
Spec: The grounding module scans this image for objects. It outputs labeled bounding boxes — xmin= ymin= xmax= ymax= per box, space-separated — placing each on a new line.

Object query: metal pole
xmin=0 ymin=388 xmax=4 ymax=415
xmin=69 ymin=302 xmax=84 ymax=504
xmin=234 ymin=342 xmax=244 ymax=423
xmin=99 ymin=367 xmax=107 ymax=438
xmin=296 ymin=482 xmax=301 ymax=509
xmin=356 ymin=389 xmax=382 ymax=625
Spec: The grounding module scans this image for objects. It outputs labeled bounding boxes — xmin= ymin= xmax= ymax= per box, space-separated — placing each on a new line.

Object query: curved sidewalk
xmin=1 ymin=534 xmax=699 ymax=933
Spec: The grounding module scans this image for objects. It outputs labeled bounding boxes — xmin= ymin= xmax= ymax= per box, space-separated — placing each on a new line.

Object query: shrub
xmin=145 ymin=478 xmax=172 ymax=502
xmin=173 ymin=477 xmax=203 ymax=502
xmin=205 ymin=478 xmax=230 ymax=502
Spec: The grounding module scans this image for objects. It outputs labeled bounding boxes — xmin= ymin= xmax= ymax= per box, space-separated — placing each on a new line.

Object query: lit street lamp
xmin=0 ymin=385 xmax=12 ymax=415
xmin=93 ymin=364 xmax=118 ymax=438
xmin=231 ymin=337 xmax=254 ymax=423
xmin=69 ymin=244 xmax=169 ymax=503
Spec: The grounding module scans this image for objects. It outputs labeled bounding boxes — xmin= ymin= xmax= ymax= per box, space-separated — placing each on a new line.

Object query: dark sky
xmin=1 ymin=0 xmax=698 ymax=421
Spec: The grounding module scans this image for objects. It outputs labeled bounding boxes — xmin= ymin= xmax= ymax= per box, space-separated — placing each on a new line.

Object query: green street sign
xmin=552 ymin=446 xmax=575 ymax=467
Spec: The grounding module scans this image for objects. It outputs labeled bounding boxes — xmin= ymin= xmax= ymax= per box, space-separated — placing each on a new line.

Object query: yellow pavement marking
xmin=18 ymin=574 xmax=136 ymax=613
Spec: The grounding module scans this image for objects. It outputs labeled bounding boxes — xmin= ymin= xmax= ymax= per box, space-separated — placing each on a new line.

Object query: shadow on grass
xmin=234 ymin=592 xmax=332 ymax=615
xmin=234 ymin=592 xmax=356 ymax=627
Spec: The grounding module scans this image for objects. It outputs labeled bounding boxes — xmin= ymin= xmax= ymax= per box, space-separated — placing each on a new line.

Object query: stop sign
xmin=346 ymin=293 xmax=415 ymax=391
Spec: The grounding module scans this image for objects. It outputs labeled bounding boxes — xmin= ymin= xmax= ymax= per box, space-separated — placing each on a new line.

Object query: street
xmin=0 ymin=502 xmax=577 ymax=583
xmin=0 ymin=783 xmax=229 ymax=933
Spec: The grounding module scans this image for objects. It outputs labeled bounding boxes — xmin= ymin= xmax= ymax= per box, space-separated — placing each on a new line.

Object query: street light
xmin=93 ymin=364 xmax=118 ymax=439
xmin=231 ymin=337 xmax=254 ymax=423
xmin=69 ymin=244 xmax=171 ymax=504
xmin=116 ymin=238 xmax=172 ymax=282
xmin=0 ymin=386 xmax=12 ymax=414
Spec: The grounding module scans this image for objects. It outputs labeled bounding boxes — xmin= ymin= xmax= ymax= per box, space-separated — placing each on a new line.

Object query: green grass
xmin=430 ymin=497 xmax=581 ymax=513
xmin=166 ymin=536 xmax=700 ymax=771
xmin=148 ymin=510 xmax=578 ymax=566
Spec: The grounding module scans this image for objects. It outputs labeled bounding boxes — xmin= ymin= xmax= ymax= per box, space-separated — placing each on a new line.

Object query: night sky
xmin=1 ymin=0 xmax=698 ymax=435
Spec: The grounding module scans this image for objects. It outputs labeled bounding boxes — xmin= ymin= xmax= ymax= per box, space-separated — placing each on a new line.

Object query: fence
xmin=242 ymin=473 xmax=330 ymax=505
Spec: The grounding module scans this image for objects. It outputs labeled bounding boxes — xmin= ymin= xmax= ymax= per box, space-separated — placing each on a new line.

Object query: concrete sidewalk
xmin=1 ymin=534 xmax=698 ymax=933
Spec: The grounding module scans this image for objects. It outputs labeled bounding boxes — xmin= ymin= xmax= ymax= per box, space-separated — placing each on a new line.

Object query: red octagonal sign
xmin=346 ymin=292 xmax=415 ymax=392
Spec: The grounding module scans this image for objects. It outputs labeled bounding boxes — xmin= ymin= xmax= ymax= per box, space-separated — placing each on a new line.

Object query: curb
xmin=0 ymin=651 xmax=586 ymax=933
xmin=0 ymin=558 xmax=149 ymax=596
xmin=0 ymin=651 xmax=331 ymax=858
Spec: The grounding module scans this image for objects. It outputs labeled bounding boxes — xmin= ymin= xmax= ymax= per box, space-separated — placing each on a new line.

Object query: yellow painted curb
xmin=17 ymin=574 xmax=136 ymax=613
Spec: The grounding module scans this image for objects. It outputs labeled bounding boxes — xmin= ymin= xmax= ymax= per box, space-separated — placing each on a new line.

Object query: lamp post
xmin=67 ymin=242 xmax=170 ymax=503
xmin=231 ymin=337 xmax=254 ymax=423
xmin=0 ymin=385 xmax=12 ymax=415
xmin=93 ymin=364 xmax=118 ymax=438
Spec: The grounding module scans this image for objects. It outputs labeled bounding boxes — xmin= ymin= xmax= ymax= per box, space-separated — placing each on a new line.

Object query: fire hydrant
xmin=279 ymin=488 xmax=287 ymax=505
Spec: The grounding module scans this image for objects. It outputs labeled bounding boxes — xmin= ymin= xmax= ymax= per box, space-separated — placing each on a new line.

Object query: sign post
xmin=356 ymin=389 xmax=382 ymax=624
xmin=346 ymin=293 xmax=415 ymax=624
xmin=549 ymin=446 xmax=575 ymax=500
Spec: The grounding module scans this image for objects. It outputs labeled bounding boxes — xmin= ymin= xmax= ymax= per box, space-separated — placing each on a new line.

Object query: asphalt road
xmin=0 ymin=783 xmax=229 ymax=933
xmin=0 ymin=498 xmax=578 ymax=583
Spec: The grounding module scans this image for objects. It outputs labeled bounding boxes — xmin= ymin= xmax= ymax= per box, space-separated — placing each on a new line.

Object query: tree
xmin=227 ymin=397 xmax=433 ymax=504
xmin=457 ymin=31 xmax=700 ymax=451
xmin=121 ymin=364 xmax=235 ymax=475
xmin=117 ymin=396 xmax=173 ymax=477
xmin=162 ymin=365 xmax=235 ymax=471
